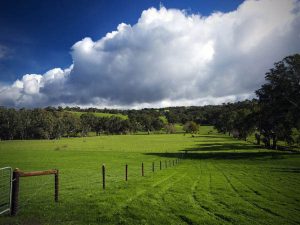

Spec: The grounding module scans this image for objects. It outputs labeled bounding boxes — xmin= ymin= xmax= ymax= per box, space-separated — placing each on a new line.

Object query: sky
xmin=0 ymin=0 xmax=299 ymax=108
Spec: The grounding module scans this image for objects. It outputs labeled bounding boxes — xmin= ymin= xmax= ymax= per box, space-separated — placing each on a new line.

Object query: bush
xmin=183 ymin=121 xmax=199 ymax=134
xmin=291 ymin=128 xmax=300 ymax=146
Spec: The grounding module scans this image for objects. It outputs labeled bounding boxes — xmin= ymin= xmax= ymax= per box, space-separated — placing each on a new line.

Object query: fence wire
xmin=0 ymin=167 xmax=12 ymax=215
xmin=8 ymin=158 xmax=181 ymax=224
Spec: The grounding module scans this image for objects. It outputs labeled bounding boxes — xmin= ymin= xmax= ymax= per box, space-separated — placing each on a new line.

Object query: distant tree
xmin=80 ymin=113 xmax=97 ymax=136
xmin=0 ymin=108 xmax=19 ymax=140
xmin=151 ymin=118 xmax=164 ymax=131
xmin=51 ymin=111 xmax=65 ymax=139
xmin=106 ymin=116 xmax=125 ymax=134
xmin=165 ymin=123 xmax=176 ymax=134
xmin=94 ymin=117 xmax=105 ymax=135
xmin=62 ymin=112 xmax=81 ymax=137
xmin=128 ymin=117 xmax=143 ymax=133
xmin=30 ymin=109 xmax=54 ymax=139
xmin=232 ymin=108 xmax=256 ymax=141
xmin=128 ymin=111 xmax=164 ymax=132
xmin=183 ymin=121 xmax=199 ymax=134
xmin=17 ymin=108 xmax=32 ymax=139
xmin=290 ymin=128 xmax=300 ymax=146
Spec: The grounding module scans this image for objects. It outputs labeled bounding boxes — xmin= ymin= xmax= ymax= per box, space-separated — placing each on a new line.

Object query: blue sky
xmin=0 ymin=0 xmax=243 ymax=83
xmin=0 ymin=0 xmax=299 ymax=108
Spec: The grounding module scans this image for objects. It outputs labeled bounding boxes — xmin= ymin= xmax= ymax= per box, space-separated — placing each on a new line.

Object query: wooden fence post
xmin=102 ymin=164 xmax=105 ymax=190
xmin=152 ymin=162 xmax=155 ymax=172
xmin=160 ymin=161 xmax=162 ymax=170
xmin=10 ymin=168 xmax=20 ymax=216
xmin=142 ymin=162 xmax=144 ymax=177
xmin=54 ymin=169 xmax=59 ymax=202
xmin=125 ymin=164 xmax=128 ymax=181
xmin=165 ymin=160 xmax=167 ymax=168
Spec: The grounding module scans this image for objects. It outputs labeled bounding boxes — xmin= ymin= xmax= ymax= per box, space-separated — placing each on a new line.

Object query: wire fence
xmin=0 ymin=158 xmax=183 ymax=224
xmin=0 ymin=167 xmax=12 ymax=215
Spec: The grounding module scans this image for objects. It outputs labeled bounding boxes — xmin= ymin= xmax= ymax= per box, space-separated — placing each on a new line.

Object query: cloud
xmin=1 ymin=0 xmax=300 ymax=108
xmin=0 ymin=66 xmax=72 ymax=107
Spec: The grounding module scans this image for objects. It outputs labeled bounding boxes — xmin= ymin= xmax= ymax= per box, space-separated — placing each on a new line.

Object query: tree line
xmin=0 ymin=108 xmax=167 ymax=140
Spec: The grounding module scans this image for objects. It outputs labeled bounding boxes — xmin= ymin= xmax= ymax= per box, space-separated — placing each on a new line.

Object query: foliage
xmin=183 ymin=121 xmax=200 ymax=134
xmin=0 ymin=107 xmax=168 ymax=139
xmin=127 ymin=110 xmax=164 ymax=132
xmin=164 ymin=123 xmax=176 ymax=134
xmin=256 ymin=54 xmax=300 ymax=147
xmin=290 ymin=128 xmax=300 ymax=146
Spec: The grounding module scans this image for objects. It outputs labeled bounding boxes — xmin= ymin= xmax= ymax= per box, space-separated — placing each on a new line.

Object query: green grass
xmin=159 ymin=115 xmax=168 ymax=124
xmin=0 ymin=126 xmax=299 ymax=225
xmin=67 ymin=111 xmax=128 ymax=120
xmin=174 ymin=123 xmax=184 ymax=132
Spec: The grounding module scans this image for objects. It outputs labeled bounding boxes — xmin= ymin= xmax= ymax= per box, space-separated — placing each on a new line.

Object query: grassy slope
xmin=0 ymin=126 xmax=299 ymax=225
xmin=67 ymin=111 xmax=128 ymax=120
xmin=159 ymin=115 xmax=168 ymax=124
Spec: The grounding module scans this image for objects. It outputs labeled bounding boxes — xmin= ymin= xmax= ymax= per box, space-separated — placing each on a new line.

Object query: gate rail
xmin=10 ymin=168 xmax=59 ymax=216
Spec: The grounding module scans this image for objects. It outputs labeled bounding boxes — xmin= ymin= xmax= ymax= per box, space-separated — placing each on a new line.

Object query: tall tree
xmin=256 ymin=54 xmax=300 ymax=148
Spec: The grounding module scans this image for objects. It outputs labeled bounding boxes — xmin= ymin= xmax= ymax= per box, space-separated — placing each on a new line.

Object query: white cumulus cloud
xmin=0 ymin=66 xmax=72 ymax=107
xmin=1 ymin=0 xmax=300 ymax=108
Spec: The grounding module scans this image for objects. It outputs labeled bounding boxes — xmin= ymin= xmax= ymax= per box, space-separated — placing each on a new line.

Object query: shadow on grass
xmin=181 ymin=142 xmax=259 ymax=152
xmin=272 ymin=168 xmax=300 ymax=173
xmin=145 ymin=141 xmax=298 ymax=160
xmin=190 ymin=135 xmax=233 ymax=139
xmin=144 ymin=151 xmax=299 ymax=160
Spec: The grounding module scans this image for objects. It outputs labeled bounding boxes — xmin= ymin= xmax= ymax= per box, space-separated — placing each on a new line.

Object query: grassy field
xmin=67 ymin=111 xmax=128 ymax=120
xmin=0 ymin=126 xmax=300 ymax=225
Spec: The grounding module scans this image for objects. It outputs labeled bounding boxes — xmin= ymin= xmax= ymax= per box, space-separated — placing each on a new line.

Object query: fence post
xmin=165 ymin=160 xmax=167 ymax=168
xmin=152 ymin=162 xmax=155 ymax=172
xmin=142 ymin=162 xmax=144 ymax=177
xmin=54 ymin=169 xmax=59 ymax=202
xmin=173 ymin=160 xmax=174 ymax=166
xmin=102 ymin=164 xmax=105 ymax=190
xmin=125 ymin=164 xmax=128 ymax=181
xmin=160 ymin=161 xmax=162 ymax=170
xmin=10 ymin=168 xmax=20 ymax=216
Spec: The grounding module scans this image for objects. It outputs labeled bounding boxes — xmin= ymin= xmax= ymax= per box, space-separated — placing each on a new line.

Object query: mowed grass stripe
xmin=0 ymin=126 xmax=300 ymax=225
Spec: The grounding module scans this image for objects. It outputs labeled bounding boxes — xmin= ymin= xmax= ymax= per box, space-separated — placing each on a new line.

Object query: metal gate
xmin=0 ymin=167 xmax=12 ymax=215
